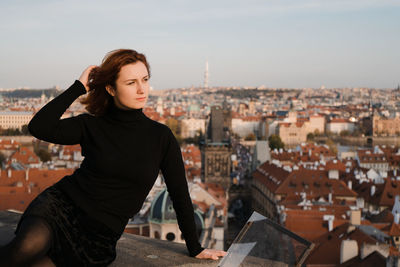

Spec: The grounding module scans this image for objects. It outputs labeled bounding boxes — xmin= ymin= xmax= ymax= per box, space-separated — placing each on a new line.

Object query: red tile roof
xmin=0 ymin=168 xmax=74 ymax=211
xmin=61 ymin=144 xmax=81 ymax=155
xmin=389 ymin=223 xmax=400 ymax=236
xmin=253 ymin=161 xmax=290 ymax=193
xmin=284 ymin=208 xmax=348 ymax=241
xmin=368 ymin=179 xmax=400 ymax=209
xmin=325 ymin=160 xmax=347 ymax=172
xmin=0 ymin=139 xmax=20 ymax=150
xmin=275 ymin=169 xmax=357 ymax=199
xmin=367 ymin=208 xmax=394 ymax=224
xmin=197 ymin=182 xmax=227 ymax=209
xmin=0 ymin=193 xmax=37 ymax=212
xmin=338 ymin=251 xmax=386 ymax=267
xmin=7 ymin=147 xmax=40 ymax=166
xmin=305 ymin=223 xmax=380 ymax=266
xmin=357 ymin=149 xmax=387 ymax=163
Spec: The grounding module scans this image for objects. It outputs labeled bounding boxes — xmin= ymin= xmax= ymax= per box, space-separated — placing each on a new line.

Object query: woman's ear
xmin=106 ymin=85 xmax=115 ymax=96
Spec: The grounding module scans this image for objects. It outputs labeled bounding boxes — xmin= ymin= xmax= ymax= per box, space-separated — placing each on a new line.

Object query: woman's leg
xmin=0 ymin=216 xmax=54 ymax=267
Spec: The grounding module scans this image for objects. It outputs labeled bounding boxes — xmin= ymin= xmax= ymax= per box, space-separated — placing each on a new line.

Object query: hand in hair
xmin=79 ymin=65 xmax=97 ymax=92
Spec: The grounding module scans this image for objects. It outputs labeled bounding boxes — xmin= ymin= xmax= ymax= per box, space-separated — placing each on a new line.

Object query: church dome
xmin=149 ymin=188 xmax=177 ymax=223
xmin=149 ymin=188 xmax=204 ymax=236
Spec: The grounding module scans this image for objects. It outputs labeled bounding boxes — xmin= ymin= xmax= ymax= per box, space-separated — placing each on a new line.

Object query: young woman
xmin=0 ymin=49 xmax=226 ymax=266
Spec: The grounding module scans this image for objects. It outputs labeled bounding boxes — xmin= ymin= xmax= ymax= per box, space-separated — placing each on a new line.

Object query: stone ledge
xmin=111 ymin=234 xmax=218 ymax=267
xmin=0 ymin=210 xmax=219 ymax=267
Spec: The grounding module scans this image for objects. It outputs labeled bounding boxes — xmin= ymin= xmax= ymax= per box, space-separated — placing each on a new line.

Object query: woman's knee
xmin=12 ymin=217 xmax=53 ymax=258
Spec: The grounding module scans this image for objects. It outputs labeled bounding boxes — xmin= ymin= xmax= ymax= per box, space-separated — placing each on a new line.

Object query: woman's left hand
xmin=195 ymin=248 xmax=227 ymax=260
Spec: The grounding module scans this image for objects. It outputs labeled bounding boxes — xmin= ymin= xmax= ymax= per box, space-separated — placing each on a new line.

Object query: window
xmin=154 ymin=231 xmax=160 ymax=239
xmin=166 ymin=232 xmax=175 ymax=241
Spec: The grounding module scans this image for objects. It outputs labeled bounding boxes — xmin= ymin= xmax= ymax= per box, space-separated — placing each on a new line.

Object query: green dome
xmin=149 ymin=188 xmax=177 ymax=223
xmin=149 ymin=188 xmax=205 ymax=235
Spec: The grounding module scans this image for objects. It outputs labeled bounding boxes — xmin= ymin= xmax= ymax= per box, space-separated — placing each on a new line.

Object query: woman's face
xmin=107 ymin=61 xmax=150 ymax=110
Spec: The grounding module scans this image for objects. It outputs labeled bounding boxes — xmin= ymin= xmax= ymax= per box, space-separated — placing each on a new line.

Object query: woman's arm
xmin=28 ymin=66 xmax=95 ymax=145
xmin=160 ymin=129 xmax=226 ymax=260
xmin=160 ymin=128 xmax=204 ymax=257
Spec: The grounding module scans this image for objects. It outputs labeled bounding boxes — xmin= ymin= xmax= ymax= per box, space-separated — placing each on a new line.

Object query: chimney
xmin=371 ymin=185 xmax=376 ymax=196
xmin=323 ymin=215 xmax=335 ymax=231
xmin=7 ymin=169 xmax=11 ymax=178
xmin=350 ymin=210 xmax=361 ymax=225
xmin=340 ymin=240 xmax=358 ymax=264
xmin=25 ymin=169 xmax=29 ymax=181
xmin=348 ymin=181 xmax=352 ymax=190
xmin=329 ymin=170 xmax=339 ymax=179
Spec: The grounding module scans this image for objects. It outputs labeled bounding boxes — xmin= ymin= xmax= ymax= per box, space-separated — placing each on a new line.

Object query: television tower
xmin=204 ymin=60 xmax=209 ymax=89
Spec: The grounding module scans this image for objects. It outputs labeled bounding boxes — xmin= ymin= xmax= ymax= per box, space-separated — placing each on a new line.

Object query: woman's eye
xmin=128 ymin=81 xmax=135 ymax=85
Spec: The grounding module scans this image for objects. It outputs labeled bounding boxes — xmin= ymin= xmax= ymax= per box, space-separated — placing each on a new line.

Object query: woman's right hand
xmin=79 ymin=65 xmax=97 ymax=92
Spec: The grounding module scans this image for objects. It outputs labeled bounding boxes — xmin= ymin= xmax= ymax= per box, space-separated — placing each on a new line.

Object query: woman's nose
xmin=137 ymin=82 xmax=144 ymax=94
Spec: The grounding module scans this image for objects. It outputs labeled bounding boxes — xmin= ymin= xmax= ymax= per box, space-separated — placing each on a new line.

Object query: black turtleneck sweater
xmin=28 ymin=80 xmax=204 ymax=257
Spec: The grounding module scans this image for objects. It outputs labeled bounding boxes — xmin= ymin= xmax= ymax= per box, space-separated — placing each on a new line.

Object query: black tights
xmin=0 ymin=216 xmax=55 ymax=267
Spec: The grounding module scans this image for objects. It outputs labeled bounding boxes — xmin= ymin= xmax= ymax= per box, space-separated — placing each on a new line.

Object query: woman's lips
xmin=136 ymin=97 xmax=146 ymax=101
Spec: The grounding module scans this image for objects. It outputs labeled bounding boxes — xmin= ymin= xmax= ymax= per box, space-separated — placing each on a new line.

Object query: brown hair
xmin=80 ymin=49 xmax=150 ymax=116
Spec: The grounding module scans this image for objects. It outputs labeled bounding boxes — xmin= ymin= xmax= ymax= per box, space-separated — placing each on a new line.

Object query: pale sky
xmin=0 ymin=0 xmax=399 ymax=89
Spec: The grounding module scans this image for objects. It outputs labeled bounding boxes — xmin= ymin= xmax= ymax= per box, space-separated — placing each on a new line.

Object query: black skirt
xmin=15 ymin=186 xmax=121 ymax=267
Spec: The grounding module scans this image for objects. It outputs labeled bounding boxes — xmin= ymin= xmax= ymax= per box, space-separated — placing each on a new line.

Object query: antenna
xmin=204 ymin=59 xmax=209 ymax=89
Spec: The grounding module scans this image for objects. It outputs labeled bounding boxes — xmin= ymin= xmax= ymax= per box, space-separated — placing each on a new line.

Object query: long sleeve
xmin=160 ymin=129 xmax=204 ymax=257
xmin=28 ymin=80 xmax=87 ymax=145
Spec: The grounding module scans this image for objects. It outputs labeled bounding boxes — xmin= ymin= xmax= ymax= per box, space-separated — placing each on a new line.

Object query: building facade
xmin=373 ymin=114 xmax=400 ymax=136
xmin=278 ymin=122 xmax=309 ymax=147
xmin=181 ymin=118 xmax=205 ymax=138
xmin=0 ymin=111 xmax=33 ymax=130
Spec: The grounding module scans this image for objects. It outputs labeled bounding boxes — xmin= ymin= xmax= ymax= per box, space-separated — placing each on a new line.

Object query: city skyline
xmin=0 ymin=0 xmax=399 ymax=90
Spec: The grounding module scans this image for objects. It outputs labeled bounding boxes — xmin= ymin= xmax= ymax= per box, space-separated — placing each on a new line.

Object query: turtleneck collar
xmin=106 ymin=101 xmax=146 ymax=122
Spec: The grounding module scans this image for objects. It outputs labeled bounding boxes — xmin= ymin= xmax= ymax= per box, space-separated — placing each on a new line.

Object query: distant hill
xmin=0 ymin=89 xmax=62 ymax=99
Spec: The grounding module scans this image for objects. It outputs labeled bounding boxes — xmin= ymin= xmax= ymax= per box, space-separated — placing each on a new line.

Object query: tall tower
xmin=204 ymin=60 xmax=209 ymax=89
xmin=201 ymin=104 xmax=232 ymax=189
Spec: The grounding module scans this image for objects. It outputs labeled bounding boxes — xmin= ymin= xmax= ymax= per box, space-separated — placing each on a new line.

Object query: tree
xmin=183 ymin=129 xmax=203 ymax=145
xmin=244 ymin=133 xmax=256 ymax=141
xmin=165 ymin=118 xmax=183 ymax=145
xmin=36 ymin=149 xmax=52 ymax=162
xmin=0 ymin=128 xmax=21 ymax=136
xmin=0 ymin=152 xmax=6 ymax=169
xmin=326 ymin=138 xmax=338 ymax=155
xmin=21 ymin=124 xmax=30 ymax=135
xmin=351 ymin=128 xmax=362 ymax=137
xmin=268 ymin=134 xmax=284 ymax=150
xmin=340 ymin=130 xmax=350 ymax=137
xmin=232 ymin=132 xmax=241 ymax=140
xmin=165 ymin=118 xmax=181 ymax=136
xmin=307 ymin=132 xmax=315 ymax=141
xmin=325 ymin=130 xmax=334 ymax=137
